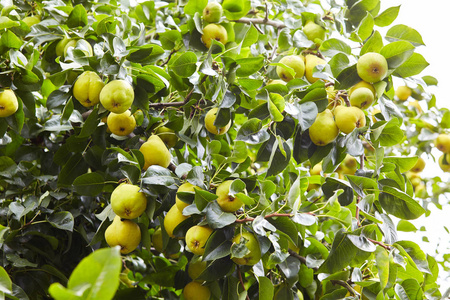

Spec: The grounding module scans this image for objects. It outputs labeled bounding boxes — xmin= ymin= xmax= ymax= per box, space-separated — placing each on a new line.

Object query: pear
xmin=183 ymin=281 xmax=211 ymax=300
xmin=73 ymin=71 xmax=104 ymax=107
xmin=310 ymin=163 xmax=322 ymax=176
xmin=439 ymin=154 xmax=450 ymax=172
xmin=139 ymin=135 xmax=172 ymax=170
xmin=100 ymin=80 xmax=135 ymax=114
xmin=343 ymin=154 xmax=358 ymax=170
xmin=349 ymin=87 xmax=374 ymax=109
xmin=105 ymin=216 xmax=141 ymax=254
xmin=23 ymin=15 xmax=40 ymax=28
xmin=357 ymin=52 xmax=388 ymax=83
xmin=216 ymin=180 xmax=244 ymax=212
xmin=205 ymin=107 xmax=231 ymax=135
xmin=408 ymin=100 xmax=422 ymax=113
xmin=203 ymin=2 xmax=223 ymax=23
xmin=63 ymin=39 xmax=93 ymax=57
xmin=107 ymin=110 xmax=136 ymax=136
xmin=111 ymin=183 xmax=147 ymax=219
xmin=56 ymin=37 xmax=71 ymax=57
xmin=164 ymin=204 xmax=189 ymax=238
xmin=371 ymin=108 xmax=382 ymax=123
xmin=305 ymin=54 xmax=326 ymax=83
xmin=435 ymin=134 xmax=450 ymax=153
xmin=414 ymin=183 xmax=426 ymax=198
xmin=188 ymin=260 xmax=208 ymax=280
xmin=176 ymin=182 xmax=199 ymax=212
xmin=276 ymin=55 xmax=305 ymax=82
xmin=0 ymin=89 xmax=19 ymax=117
xmin=395 ymin=86 xmax=411 ymax=101
xmin=152 ymin=228 xmax=164 ymax=253
xmin=185 ymin=225 xmax=214 ymax=255
xmin=201 ymin=24 xmax=228 ymax=48
xmin=410 ymin=157 xmax=425 ymax=173
xmin=309 ymin=109 xmax=339 ymax=146
xmin=303 ymin=20 xmax=326 ymax=42
xmin=334 ymin=106 xmax=366 ymax=134
xmin=231 ymin=232 xmax=261 ymax=266
xmin=348 ymin=81 xmax=376 ymax=98
xmin=156 ymin=126 xmax=178 ymax=148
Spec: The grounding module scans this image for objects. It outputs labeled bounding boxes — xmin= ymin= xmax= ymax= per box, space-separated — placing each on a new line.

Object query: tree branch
xmin=237 ymin=266 xmax=250 ymax=300
xmin=330 ymin=280 xmax=358 ymax=296
xmin=367 ymin=238 xmax=391 ymax=250
xmin=288 ymin=250 xmax=319 ymax=271
xmin=231 ymin=17 xmax=286 ymax=29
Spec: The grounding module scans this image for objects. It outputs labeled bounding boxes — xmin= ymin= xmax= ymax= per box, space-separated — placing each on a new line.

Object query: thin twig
xmin=160 ymin=49 xmax=177 ymax=67
xmin=237 ymin=266 xmax=250 ymax=300
xmin=367 ymin=238 xmax=391 ymax=250
xmin=330 ymin=280 xmax=358 ymax=296
xmin=232 ymin=17 xmax=286 ymax=29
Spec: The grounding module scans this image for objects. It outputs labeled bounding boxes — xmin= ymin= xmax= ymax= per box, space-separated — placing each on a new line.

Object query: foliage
xmin=0 ymin=0 xmax=448 ymax=299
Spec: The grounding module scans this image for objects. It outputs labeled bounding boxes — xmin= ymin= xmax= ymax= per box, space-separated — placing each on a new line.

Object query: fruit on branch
xmin=139 ymin=135 xmax=172 ymax=170
xmin=176 ymin=182 xmax=199 ymax=212
xmin=439 ymin=154 xmax=450 ymax=172
xmin=408 ymin=100 xmax=422 ymax=113
xmin=305 ymin=54 xmax=326 ymax=83
xmin=205 ymin=107 xmax=231 ymax=135
xmin=411 ymin=157 xmax=425 ymax=173
xmin=371 ymin=108 xmax=382 ymax=123
xmin=151 ymin=228 xmax=164 ymax=253
xmin=349 ymin=87 xmax=374 ymax=109
xmin=22 ymin=15 xmax=40 ymax=27
xmin=303 ymin=20 xmax=326 ymax=42
xmin=216 ymin=180 xmax=243 ymax=212
xmin=435 ymin=134 xmax=450 ymax=153
xmin=105 ymin=216 xmax=141 ymax=254
xmin=203 ymin=2 xmax=223 ymax=23
xmin=72 ymin=71 xmax=104 ymax=107
xmin=100 ymin=80 xmax=135 ymax=114
xmin=395 ymin=86 xmax=411 ymax=101
xmin=343 ymin=154 xmax=358 ymax=170
xmin=309 ymin=109 xmax=339 ymax=146
xmin=185 ymin=225 xmax=214 ymax=255
xmin=156 ymin=126 xmax=178 ymax=148
xmin=356 ymin=52 xmax=388 ymax=83
xmin=63 ymin=39 xmax=93 ymax=57
xmin=0 ymin=89 xmax=19 ymax=117
xmin=276 ymin=55 xmax=305 ymax=82
xmin=201 ymin=24 xmax=228 ymax=48
xmin=188 ymin=260 xmax=208 ymax=280
xmin=164 ymin=204 xmax=189 ymax=238
xmin=111 ymin=183 xmax=147 ymax=219
xmin=231 ymin=232 xmax=261 ymax=266
xmin=55 ymin=37 xmax=71 ymax=57
xmin=107 ymin=110 xmax=136 ymax=136
xmin=310 ymin=163 xmax=322 ymax=175
xmin=414 ymin=183 xmax=426 ymax=198
xmin=183 ymin=281 xmax=211 ymax=300
xmin=348 ymin=81 xmax=376 ymax=98
xmin=334 ymin=106 xmax=366 ymax=134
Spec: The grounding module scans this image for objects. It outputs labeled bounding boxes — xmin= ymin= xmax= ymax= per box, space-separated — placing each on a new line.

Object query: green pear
xmin=276 ymin=55 xmax=305 ymax=82
xmin=105 ymin=216 xmax=141 ymax=254
xmin=0 ymin=89 xmax=19 ymax=117
xmin=348 ymin=81 xmax=376 ymax=98
xmin=188 ymin=260 xmax=208 ymax=280
xmin=176 ymin=182 xmax=199 ymax=212
xmin=216 ymin=180 xmax=243 ymax=212
xmin=152 ymin=228 xmax=164 ymax=253
xmin=73 ymin=71 xmax=104 ymax=107
xmin=435 ymin=134 xmax=450 ymax=153
xmin=334 ymin=106 xmax=366 ymax=134
xmin=343 ymin=154 xmax=358 ymax=170
xmin=156 ymin=126 xmax=178 ymax=148
xmin=356 ymin=52 xmax=388 ymax=83
xmin=201 ymin=24 xmax=228 ymax=48
xmin=111 ymin=183 xmax=147 ymax=219
xmin=349 ymin=87 xmax=374 ymax=109
xmin=205 ymin=107 xmax=231 ymax=135
xmin=203 ymin=2 xmax=223 ymax=23
xmin=410 ymin=157 xmax=425 ymax=173
xmin=100 ymin=80 xmax=134 ymax=113
xmin=107 ymin=110 xmax=136 ymax=136
xmin=309 ymin=109 xmax=339 ymax=146
xmin=139 ymin=135 xmax=172 ymax=170
xmin=164 ymin=204 xmax=189 ymax=238
xmin=183 ymin=281 xmax=211 ymax=300
xmin=185 ymin=225 xmax=214 ymax=255
xmin=231 ymin=232 xmax=261 ymax=266
xmin=395 ymin=86 xmax=411 ymax=101
xmin=439 ymin=154 xmax=450 ymax=172
xmin=23 ymin=15 xmax=40 ymax=28
xmin=305 ymin=54 xmax=326 ymax=83
xmin=64 ymin=39 xmax=93 ymax=57
xmin=303 ymin=20 xmax=326 ymax=42
xmin=56 ymin=37 xmax=71 ymax=57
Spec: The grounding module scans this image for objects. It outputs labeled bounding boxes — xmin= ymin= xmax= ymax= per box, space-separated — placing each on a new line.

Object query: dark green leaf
xmin=171 ymin=52 xmax=197 ymax=78
xmin=73 ymin=172 xmax=105 ymax=196
xmin=67 ymin=4 xmax=88 ymax=28
xmin=47 ymin=211 xmax=74 ymax=232
xmin=379 ymin=186 xmax=425 ymax=220
xmin=205 ymin=202 xmax=236 ymax=229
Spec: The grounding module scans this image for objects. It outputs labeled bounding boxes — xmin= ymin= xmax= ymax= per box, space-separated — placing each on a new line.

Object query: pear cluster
xmin=435 ymin=133 xmax=450 ymax=172
xmin=276 ymin=54 xmax=326 ymax=84
xmin=201 ymin=2 xmax=227 ymax=49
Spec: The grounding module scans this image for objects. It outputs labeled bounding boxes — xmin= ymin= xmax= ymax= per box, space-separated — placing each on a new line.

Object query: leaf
xmin=397 ymin=220 xmax=418 ymax=232
xmin=319 ymin=38 xmax=352 ymax=56
xmin=1 ymin=30 xmax=22 ymax=49
xmin=205 ymin=202 xmax=236 ymax=229
xmin=47 ymin=211 xmax=74 ymax=232
xmin=171 ymin=52 xmax=197 ymax=78
xmin=0 ymin=266 xmax=12 ymax=294
xmin=379 ymin=186 xmax=425 ymax=220
xmin=375 ymin=246 xmax=390 ymax=289
xmin=57 ymin=153 xmax=89 ymax=187
xmin=383 ymin=156 xmax=418 ymax=173
xmin=393 ymin=53 xmax=429 ymax=78
xmin=194 ymin=189 xmax=218 ymax=211
xmin=258 ymin=276 xmax=274 ymax=300
xmin=67 ymin=4 xmax=88 ymax=28
xmin=142 ymin=166 xmax=177 ymax=187
xmin=361 ymin=31 xmax=383 ymax=55
xmin=394 ymin=241 xmax=431 ymax=274
xmin=386 ymin=24 xmax=425 ymax=46
xmin=395 ymin=279 xmax=423 ymax=300
xmin=347 ymin=234 xmax=376 ymax=252
xmin=222 ymin=0 xmax=251 ymax=20
xmin=266 ymin=139 xmax=291 ymax=177
xmin=380 ymin=41 xmax=414 ymax=69
xmin=322 ymin=177 xmax=354 ymax=206
xmin=318 ymin=229 xmax=357 ymax=274
xmin=235 ymin=57 xmax=265 ymax=77
xmin=357 ymin=12 xmax=374 ymax=41
xmin=73 ymin=172 xmax=105 ymax=196
xmin=374 ymin=6 xmax=400 ymax=27
xmin=0 ymin=16 xmax=19 ymax=30
xmin=184 ymin=0 xmax=207 ymax=16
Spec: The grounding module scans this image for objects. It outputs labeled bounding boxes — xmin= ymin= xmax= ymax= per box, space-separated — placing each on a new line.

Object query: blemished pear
xmin=203 ymin=2 xmax=223 ymax=23
xmin=356 ymin=52 xmax=388 ymax=83
xmin=216 ymin=180 xmax=244 ymax=212
xmin=349 ymin=87 xmax=374 ymax=109
xmin=111 ymin=183 xmax=147 ymax=219
xmin=164 ymin=204 xmax=189 ymax=238
xmin=176 ymin=182 xmax=199 ymax=212
xmin=309 ymin=109 xmax=339 ymax=146
xmin=185 ymin=225 xmax=214 ymax=255
xmin=100 ymin=80 xmax=135 ymax=114
xmin=231 ymin=232 xmax=261 ymax=266
xmin=205 ymin=107 xmax=231 ymax=135
xmin=107 ymin=110 xmax=136 ymax=136
xmin=73 ymin=71 xmax=105 ymax=107
xmin=305 ymin=54 xmax=327 ymax=83
xmin=139 ymin=135 xmax=172 ymax=170
xmin=183 ymin=281 xmax=211 ymax=300
xmin=201 ymin=24 xmax=228 ymax=48
xmin=105 ymin=216 xmax=141 ymax=254
xmin=435 ymin=134 xmax=450 ymax=153
xmin=276 ymin=55 xmax=305 ymax=82
xmin=334 ymin=106 xmax=366 ymax=134
xmin=0 ymin=89 xmax=19 ymax=117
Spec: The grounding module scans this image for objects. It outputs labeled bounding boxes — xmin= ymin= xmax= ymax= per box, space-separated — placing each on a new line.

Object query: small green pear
xmin=201 ymin=24 xmax=228 ymax=48
xmin=309 ymin=109 xmax=339 ymax=146
xmin=152 ymin=227 xmax=164 ymax=253
xmin=435 ymin=134 xmax=450 ymax=153
xmin=64 ymin=39 xmax=93 ymax=57
xmin=205 ymin=107 xmax=231 ymax=135
xmin=139 ymin=135 xmax=172 ymax=170
xmin=304 ymin=54 xmax=326 ymax=83
xmin=56 ymin=37 xmax=71 ymax=57
xmin=349 ymin=87 xmax=374 ymax=109
xmin=100 ymin=80 xmax=134 ymax=113
xmin=276 ymin=55 xmax=305 ymax=82
xmin=334 ymin=106 xmax=366 ymax=134
xmin=348 ymin=81 xmax=376 ymax=98
xmin=0 ymin=89 xmax=19 ymax=117
xmin=107 ymin=110 xmax=136 ymax=136
xmin=231 ymin=232 xmax=261 ymax=266
xmin=203 ymin=2 xmax=223 ymax=23
xmin=156 ymin=126 xmax=178 ymax=148
xmin=183 ymin=281 xmax=211 ymax=300
xmin=111 ymin=183 xmax=147 ymax=219
xmin=303 ymin=20 xmax=326 ymax=42
xmin=185 ymin=225 xmax=214 ymax=255
xmin=105 ymin=216 xmax=141 ymax=254
xmin=356 ymin=52 xmax=388 ymax=83
xmin=188 ymin=260 xmax=208 ymax=280
xmin=23 ymin=15 xmax=40 ymax=28
xmin=216 ymin=180 xmax=244 ymax=212
xmin=164 ymin=204 xmax=189 ymax=238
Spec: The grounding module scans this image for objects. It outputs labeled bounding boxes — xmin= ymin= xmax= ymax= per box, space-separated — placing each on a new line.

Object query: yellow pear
xmin=303 ymin=20 xmax=326 ymax=42
xmin=183 ymin=281 xmax=211 ymax=300
xmin=185 ymin=225 xmax=214 ymax=256
xmin=156 ymin=126 xmax=178 ymax=148
xmin=334 ymin=106 xmax=366 ymax=134
xmin=111 ymin=183 xmax=147 ymax=219
xmin=435 ymin=134 xmax=450 ymax=153
xmin=203 ymin=2 xmax=223 ymax=23
xmin=408 ymin=100 xmax=422 ymax=113
xmin=201 ymin=24 xmax=228 ymax=48
xmin=309 ymin=109 xmax=339 ymax=146
xmin=188 ymin=260 xmax=208 ymax=280
xmin=276 ymin=55 xmax=305 ymax=82
xmin=356 ymin=52 xmax=388 ymax=83
xmin=23 ymin=15 xmax=40 ymax=27
xmin=216 ymin=180 xmax=244 ymax=212
xmin=343 ymin=154 xmax=358 ymax=170
xmin=105 ymin=216 xmax=141 ymax=254
xmin=107 ymin=110 xmax=136 ymax=136
xmin=372 ymin=108 xmax=381 ymax=123
xmin=100 ymin=80 xmax=135 ymax=113
xmin=152 ymin=227 xmax=164 ymax=253
xmin=349 ymin=87 xmax=374 ymax=109
xmin=414 ymin=183 xmax=426 ymax=198
xmin=439 ymin=154 xmax=450 ymax=172
xmin=0 ymin=89 xmax=19 ymax=117
xmin=410 ymin=157 xmax=425 ymax=173
xmin=348 ymin=81 xmax=376 ymax=98
xmin=305 ymin=54 xmax=326 ymax=83
xmin=205 ymin=107 xmax=231 ymax=135
xmin=310 ymin=163 xmax=322 ymax=175
xmin=73 ymin=71 xmax=104 ymax=107
xmin=231 ymin=232 xmax=261 ymax=266
xmin=176 ymin=182 xmax=199 ymax=212
xmin=139 ymin=135 xmax=172 ymax=170
xmin=395 ymin=86 xmax=411 ymax=101
xmin=164 ymin=204 xmax=188 ymax=238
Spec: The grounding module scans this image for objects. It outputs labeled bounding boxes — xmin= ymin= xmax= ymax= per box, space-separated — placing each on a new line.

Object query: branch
xmin=235 ymin=213 xmax=293 ymax=223
xmin=288 ymin=250 xmax=319 ymax=272
xmin=355 ymin=154 xmax=365 ymax=226
xmin=367 ymin=238 xmax=391 ymax=250
xmin=330 ymin=280 xmax=358 ymax=296
xmin=237 ymin=266 xmax=250 ymax=300
xmin=232 ymin=17 xmax=286 ymax=29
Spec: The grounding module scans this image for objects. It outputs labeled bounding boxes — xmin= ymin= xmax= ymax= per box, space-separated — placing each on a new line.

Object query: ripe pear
xmin=107 ymin=110 xmax=136 ymax=136
xmin=23 ymin=15 xmax=40 ymax=27
xmin=185 ymin=225 xmax=214 ymax=255
xmin=139 ymin=135 xmax=172 ymax=170
xmin=310 ymin=163 xmax=322 ymax=175
xmin=276 ymin=55 xmax=305 ymax=82
xmin=111 ymin=183 xmax=147 ymax=219
xmin=164 ymin=204 xmax=189 ymax=238
xmin=156 ymin=126 xmax=178 ymax=148
xmin=348 ymin=81 xmax=376 ymax=98
xmin=105 ymin=216 xmax=141 ymax=254
xmin=356 ymin=52 xmax=388 ymax=83
xmin=334 ymin=106 xmax=366 ymax=134
xmin=303 ymin=20 xmax=326 ymax=42
xmin=305 ymin=54 xmax=326 ymax=83
xmin=152 ymin=228 xmax=164 ymax=252
xmin=231 ymin=232 xmax=261 ymax=266
xmin=100 ymin=80 xmax=135 ymax=114
xmin=188 ymin=260 xmax=208 ymax=280
xmin=216 ymin=180 xmax=244 ymax=212
xmin=343 ymin=154 xmax=358 ymax=170
xmin=183 ymin=281 xmax=211 ymax=300
xmin=203 ymin=2 xmax=223 ymax=23
xmin=372 ymin=108 xmax=382 ymax=123
xmin=176 ymin=182 xmax=199 ymax=212
xmin=0 ymin=89 xmax=19 ymax=117
xmin=309 ymin=109 xmax=339 ymax=146
xmin=205 ymin=107 xmax=231 ymax=135
xmin=201 ymin=24 xmax=228 ymax=48
xmin=435 ymin=134 xmax=450 ymax=153
xmin=395 ymin=86 xmax=411 ymax=101
xmin=439 ymin=154 xmax=450 ymax=172
xmin=410 ymin=157 xmax=425 ymax=173
xmin=73 ymin=71 xmax=104 ymax=107
xmin=349 ymin=87 xmax=374 ymax=109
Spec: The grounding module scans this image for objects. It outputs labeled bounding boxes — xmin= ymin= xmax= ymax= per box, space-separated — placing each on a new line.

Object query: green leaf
xmin=397 ymin=220 xmax=418 ymax=232
xmin=395 ymin=279 xmax=423 ymax=300
xmin=335 ymin=64 xmax=361 ymax=90
xmin=375 ymin=246 xmax=390 ymax=289
xmin=73 ymin=172 xmax=105 ymax=196
xmin=184 ymin=0 xmax=207 ymax=16
xmin=422 ymin=75 xmax=438 ymax=86
xmin=0 ymin=266 xmax=12 ymax=294
xmin=1 ymin=30 xmax=22 ymax=49
xmin=374 ymin=6 xmax=400 ymax=27
xmin=361 ymin=31 xmax=383 ymax=55
xmin=222 ymin=0 xmax=251 ymax=20
xmin=235 ymin=57 xmax=265 ymax=77
xmin=393 ymin=53 xmax=429 ymax=78
xmin=142 ymin=166 xmax=177 ymax=187
xmin=78 ymin=107 xmax=100 ymax=138
xmin=0 ymin=16 xmax=19 ymax=30
xmin=258 ymin=276 xmax=274 ymax=300
xmin=47 ymin=211 xmax=74 ymax=232
xmin=205 ymin=202 xmax=236 ymax=229
xmin=386 ymin=24 xmax=425 ymax=46
xmin=159 ymin=30 xmax=182 ymax=50
xmin=266 ymin=139 xmax=291 ymax=177
xmin=319 ymin=38 xmax=352 ymax=56
xmin=380 ymin=41 xmax=415 ymax=69
xmin=241 ymin=25 xmax=259 ymax=48
xmin=358 ymin=13 xmax=374 ymax=41
xmin=379 ymin=186 xmax=425 ymax=220
xmin=67 ymin=4 xmax=88 ymax=28
xmin=394 ymin=241 xmax=431 ymax=274
xmin=383 ymin=156 xmax=418 ymax=173
xmin=194 ymin=189 xmax=218 ymax=211
xmin=171 ymin=52 xmax=197 ymax=78
xmin=57 ymin=153 xmax=89 ymax=187
xmin=318 ymin=229 xmax=357 ymax=274
xmin=371 ymin=118 xmax=404 ymax=147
